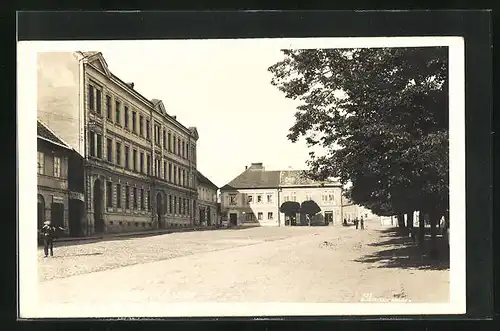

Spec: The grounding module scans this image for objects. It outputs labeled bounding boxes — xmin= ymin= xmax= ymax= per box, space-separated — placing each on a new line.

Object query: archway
xmin=37 ymin=194 xmax=45 ymax=229
xmin=93 ymin=178 xmax=104 ymax=234
xmin=156 ymin=192 xmax=163 ymax=228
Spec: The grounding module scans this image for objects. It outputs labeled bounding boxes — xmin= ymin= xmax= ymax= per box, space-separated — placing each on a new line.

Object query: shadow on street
xmin=354 ymin=227 xmax=450 ymax=271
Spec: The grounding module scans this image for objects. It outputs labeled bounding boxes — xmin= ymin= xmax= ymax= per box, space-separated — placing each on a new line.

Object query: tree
xmin=300 ymin=200 xmax=321 ymax=226
xmin=269 ymin=47 xmax=448 ymax=255
xmin=280 ymin=201 xmax=301 ymax=225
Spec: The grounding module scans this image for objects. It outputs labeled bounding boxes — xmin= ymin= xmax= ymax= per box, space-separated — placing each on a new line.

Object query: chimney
xmin=245 ymin=166 xmax=248 ymax=170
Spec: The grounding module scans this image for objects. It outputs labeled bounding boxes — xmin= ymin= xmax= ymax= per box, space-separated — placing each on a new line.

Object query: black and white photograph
xmin=18 ymin=35 xmax=466 ymax=318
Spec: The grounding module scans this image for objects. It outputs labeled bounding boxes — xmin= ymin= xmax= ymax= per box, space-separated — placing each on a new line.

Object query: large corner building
xmin=37 ymin=51 xmax=202 ymax=235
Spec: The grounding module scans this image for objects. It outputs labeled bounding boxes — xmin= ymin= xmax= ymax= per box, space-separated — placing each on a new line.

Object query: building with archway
xmin=37 ymin=51 xmax=200 ymax=235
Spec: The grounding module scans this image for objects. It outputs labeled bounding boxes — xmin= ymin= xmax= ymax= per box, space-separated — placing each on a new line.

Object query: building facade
xmin=196 ymin=172 xmax=219 ymax=226
xmin=220 ymin=163 xmax=343 ymax=227
xmin=37 ymin=120 xmax=72 ymax=234
xmin=37 ymin=51 xmax=199 ymax=235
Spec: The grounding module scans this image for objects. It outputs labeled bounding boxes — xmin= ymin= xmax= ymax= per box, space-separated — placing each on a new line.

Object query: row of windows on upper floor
xmin=89 ymin=131 xmax=196 ymax=189
xmin=37 ymin=151 xmax=63 ymax=178
xmin=104 ymin=181 xmax=194 ymax=217
xmin=88 ymin=84 xmax=196 ymax=162
xmin=198 ymin=186 xmax=217 ymax=202
xmin=226 ymin=192 xmax=337 ymax=205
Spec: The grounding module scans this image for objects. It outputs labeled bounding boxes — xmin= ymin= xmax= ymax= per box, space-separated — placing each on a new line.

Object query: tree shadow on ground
xmin=354 ymin=228 xmax=449 ymax=271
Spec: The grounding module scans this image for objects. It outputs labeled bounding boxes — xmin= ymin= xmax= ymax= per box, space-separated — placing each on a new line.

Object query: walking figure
xmin=40 ymin=220 xmax=64 ymax=258
xmin=355 ymin=217 xmax=359 ymax=229
xmin=360 ymin=216 xmax=364 ymax=230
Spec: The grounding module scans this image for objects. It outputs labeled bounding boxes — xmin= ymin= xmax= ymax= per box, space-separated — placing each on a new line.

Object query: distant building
xmin=196 ymin=172 xmax=219 ymax=227
xmin=220 ymin=163 xmax=343 ymax=226
xmin=37 ymin=51 xmax=199 ymax=235
xmin=341 ymin=197 xmax=379 ymax=222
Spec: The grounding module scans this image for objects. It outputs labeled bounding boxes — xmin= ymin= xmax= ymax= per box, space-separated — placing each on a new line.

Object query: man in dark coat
xmin=40 ymin=220 xmax=64 ymax=257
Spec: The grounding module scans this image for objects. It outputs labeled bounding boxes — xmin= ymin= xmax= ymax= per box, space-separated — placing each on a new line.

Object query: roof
xmin=37 ymin=120 xmax=71 ymax=149
xmin=197 ymin=171 xmax=218 ymax=189
xmin=221 ymin=164 xmax=340 ymax=190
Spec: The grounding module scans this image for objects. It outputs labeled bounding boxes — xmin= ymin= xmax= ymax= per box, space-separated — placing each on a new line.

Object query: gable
xmin=86 ymin=53 xmax=110 ymax=77
xmin=154 ymin=100 xmax=167 ymax=115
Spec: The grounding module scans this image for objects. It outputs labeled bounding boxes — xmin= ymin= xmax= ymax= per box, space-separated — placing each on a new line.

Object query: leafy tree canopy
xmin=300 ymin=200 xmax=321 ymax=216
xmin=269 ymin=47 xmax=448 ymax=216
xmin=280 ymin=201 xmax=301 ymax=216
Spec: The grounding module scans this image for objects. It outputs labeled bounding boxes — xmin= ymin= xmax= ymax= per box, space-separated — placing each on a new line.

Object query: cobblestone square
xmin=38 ymin=222 xmax=449 ymax=305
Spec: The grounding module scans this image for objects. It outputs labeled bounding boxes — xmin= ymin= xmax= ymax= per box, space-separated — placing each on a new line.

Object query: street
xmin=38 ymin=221 xmax=449 ymax=305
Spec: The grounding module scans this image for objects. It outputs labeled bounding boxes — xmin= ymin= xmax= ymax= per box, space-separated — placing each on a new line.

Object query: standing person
xmin=355 ymin=217 xmax=359 ymax=229
xmin=360 ymin=216 xmax=364 ymax=230
xmin=40 ymin=220 xmax=65 ymax=258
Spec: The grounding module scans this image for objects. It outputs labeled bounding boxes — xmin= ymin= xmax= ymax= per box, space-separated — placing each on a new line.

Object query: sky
xmin=97 ymin=41 xmax=312 ymax=188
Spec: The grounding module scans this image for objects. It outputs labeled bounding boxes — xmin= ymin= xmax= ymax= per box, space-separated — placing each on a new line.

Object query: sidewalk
xmin=40 ymin=224 xmax=260 ymax=246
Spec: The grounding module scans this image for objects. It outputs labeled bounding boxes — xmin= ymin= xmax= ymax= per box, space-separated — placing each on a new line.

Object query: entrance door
xmin=51 ymin=202 xmax=64 ymax=229
xmin=229 ymin=213 xmax=237 ymax=226
xmin=69 ymin=198 xmax=84 ymax=237
xmin=206 ymin=206 xmax=211 ymax=226
xmin=93 ymin=179 xmax=104 ymax=234
xmin=37 ymin=194 xmax=45 ymax=229
xmin=325 ymin=211 xmax=333 ymax=225
xmin=156 ymin=192 xmax=163 ymax=228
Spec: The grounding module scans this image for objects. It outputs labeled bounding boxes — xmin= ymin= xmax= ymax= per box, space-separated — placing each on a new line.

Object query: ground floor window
xmin=268 ymin=212 xmax=273 ymax=220
xmin=106 ymin=181 xmax=112 ymax=207
xmin=246 ymin=213 xmax=254 ymax=222
xmin=257 ymin=212 xmax=263 ymax=220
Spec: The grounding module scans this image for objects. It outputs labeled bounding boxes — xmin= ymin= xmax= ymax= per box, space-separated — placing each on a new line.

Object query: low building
xmin=196 ymin=172 xmax=219 ymax=226
xmin=37 ymin=120 xmax=73 ymax=234
xmin=220 ymin=163 xmax=343 ymax=227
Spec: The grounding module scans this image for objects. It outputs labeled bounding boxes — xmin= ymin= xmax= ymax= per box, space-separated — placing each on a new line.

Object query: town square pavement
xmin=37 ymin=221 xmax=449 ymax=306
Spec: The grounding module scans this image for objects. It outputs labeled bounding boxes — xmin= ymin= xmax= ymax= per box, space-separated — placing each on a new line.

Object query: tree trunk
xmin=429 ymin=209 xmax=439 ymax=259
xmin=418 ymin=210 xmax=425 ymax=247
xmin=406 ymin=211 xmax=414 ymax=239
xmin=397 ymin=214 xmax=405 ymax=228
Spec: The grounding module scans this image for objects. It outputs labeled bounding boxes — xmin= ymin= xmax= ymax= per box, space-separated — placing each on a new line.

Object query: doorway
xmin=93 ymin=179 xmax=104 ymax=234
xmin=37 ymin=194 xmax=45 ymax=229
xmin=229 ymin=213 xmax=237 ymax=226
xmin=325 ymin=211 xmax=333 ymax=225
xmin=156 ymin=192 xmax=163 ymax=228
xmin=51 ymin=202 xmax=65 ymax=228
xmin=206 ymin=206 xmax=211 ymax=226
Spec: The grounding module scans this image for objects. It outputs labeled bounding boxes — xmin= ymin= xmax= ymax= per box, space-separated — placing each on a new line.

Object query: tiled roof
xmin=37 ymin=120 xmax=70 ymax=148
xmin=221 ymin=165 xmax=340 ymax=190
xmin=197 ymin=171 xmax=218 ymax=189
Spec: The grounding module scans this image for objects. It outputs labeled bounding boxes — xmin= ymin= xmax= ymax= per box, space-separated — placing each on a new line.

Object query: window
xmin=124 ymin=106 xmax=129 ymax=129
xmin=163 ymin=130 xmax=166 ymax=149
xmin=106 ymin=95 xmax=112 ymax=119
xmin=53 ymin=156 xmax=61 ymax=177
xmin=125 ymin=186 xmax=130 ymax=209
xmin=305 ymin=193 xmax=312 ymax=201
xmin=140 ymin=189 xmax=145 ymax=210
xmin=322 ymin=194 xmax=328 ymax=202
xmin=116 ymin=142 xmax=121 ymax=166
xmin=267 ymin=194 xmax=273 ymax=203
xmin=125 ymin=146 xmax=130 ymax=169
xmin=258 ymin=212 xmax=263 ymax=220
xmin=247 ymin=195 xmax=253 ymax=203
xmin=246 ymin=213 xmax=254 ymax=222
xmin=187 ymin=199 xmax=190 ymax=215
xmin=133 ymin=187 xmax=138 ymax=209
xmin=88 ymin=84 xmax=94 ymax=111
xmin=37 ymin=152 xmax=44 ymax=174
xmin=163 ymin=161 xmax=167 ymax=179
xmin=146 ymin=154 xmax=151 ymax=175
xmin=106 ymin=138 xmax=113 ymax=162
xmin=139 ymin=115 xmax=144 ymax=137
xmin=132 ymin=149 xmax=137 ymax=171
xmin=283 ymin=196 xmax=289 ymax=202
xmin=182 ymin=141 xmax=185 ymax=158
xmin=168 ymin=133 xmax=172 ymax=152
xmin=329 ymin=194 xmax=334 ymax=202
xmin=96 ymin=89 xmax=101 ymax=114
xmin=147 ymin=190 xmax=150 ymax=211
xmin=169 ymin=195 xmax=172 ymax=213
xmin=116 ymin=184 xmax=122 ymax=208
xmin=174 ymin=196 xmax=177 ymax=214
xmin=115 ymin=101 xmax=121 ymax=125
xmin=169 ymin=163 xmax=172 ymax=182
xmin=132 ymin=111 xmax=137 ymax=133
xmin=146 ymin=120 xmax=150 ymax=140
xmin=183 ymin=198 xmax=187 ymax=215
xmin=89 ymin=132 xmax=95 ymax=157
xmin=291 ymin=192 xmax=297 ymax=202
xmin=257 ymin=195 xmax=262 ymax=203
xmin=173 ymin=165 xmax=177 ymax=184
xmin=186 ymin=145 xmax=189 ymax=159
xmin=106 ymin=181 xmax=112 ymax=207
xmin=96 ymin=134 xmax=102 ymax=158
xmin=178 ymin=167 xmax=181 ymax=185
xmin=140 ymin=152 xmax=144 ymax=173
xmin=268 ymin=212 xmax=273 ymax=220
xmin=229 ymin=194 xmax=237 ymax=205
